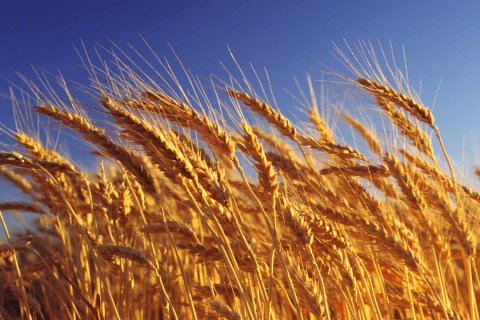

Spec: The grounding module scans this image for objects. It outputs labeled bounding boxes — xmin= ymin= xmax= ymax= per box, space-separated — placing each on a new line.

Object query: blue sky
xmin=1 ymin=1 xmax=480 ymax=169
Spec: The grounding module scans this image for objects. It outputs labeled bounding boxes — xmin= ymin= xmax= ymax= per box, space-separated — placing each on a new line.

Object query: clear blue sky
xmin=1 ymin=1 xmax=480 ymax=166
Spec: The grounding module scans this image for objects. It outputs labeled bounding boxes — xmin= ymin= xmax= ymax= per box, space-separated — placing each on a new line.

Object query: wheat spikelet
xmin=15 ymin=133 xmax=73 ymax=168
xmin=340 ymin=114 xmax=382 ymax=156
xmin=357 ymin=78 xmax=434 ymax=127
xmin=36 ymin=104 xmax=157 ymax=193
xmin=384 ymin=152 xmax=451 ymax=258
xmin=266 ymin=151 xmax=314 ymax=178
xmin=376 ymin=97 xmax=435 ymax=159
xmin=0 ymin=151 xmax=76 ymax=174
xmin=287 ymin=257 xmax=327 ymax=319
xmin=309 ymin=108 xmax=334 ymax=143
xmin=175 ymin=242 xmax=224 ymax=262
xmin=297 ymin=135 xmax=367 ymax=161
xmin=241 ymin=122 xmax=279 ymax=197
xmin=0 ymin=236 xmax=33 ymax=259
xmin=288 ymin=202 xmax=350 ymax=249
xmin=0 ymin=202 xmax=47 ymax=215
xmin=140 ymin=221 xmax=197 ymax=241
xmin=102 ymin=97 xmax=197 ymax=181
xmin=252 ymin=127 xmax=298 ymax=160
xmin=135 ymin=92 xmax=237 ymax=161
xmin=96 ymin=245 xmax=152 ymax=266
xmin=192 ymin=284 xmax=240 ymax=301
xmin=209 ymin=300 xmax=242 ymax=320
xmin=399 ymin=149 xmax=453 ymax=190
xmin=319 ymin=164 xmax=389 ymax=178
xmin=0 ymin=168 xmax=33 ymax=193
xmin=173 ymin=129 xmax=215 ymax=168
xmin=280 ymin=201 xmax=314 ymax=246
xmin=317 ymin=204 xmax=422 ymax=271
xmin=228 ymin=90 xmax=297 ymax=140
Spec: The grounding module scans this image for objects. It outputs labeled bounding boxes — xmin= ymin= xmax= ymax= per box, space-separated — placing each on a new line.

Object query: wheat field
xmin=0 ymin=44 xmax=479 ymax=319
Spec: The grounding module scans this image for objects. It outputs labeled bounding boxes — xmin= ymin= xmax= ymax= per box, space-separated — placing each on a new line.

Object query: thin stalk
xmin=0 ymin=210 xmax=33 ymax=320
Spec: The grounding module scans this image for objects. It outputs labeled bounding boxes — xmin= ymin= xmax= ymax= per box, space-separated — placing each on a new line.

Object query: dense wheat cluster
xmin=1 ymin=45 xmax=479 ymax=319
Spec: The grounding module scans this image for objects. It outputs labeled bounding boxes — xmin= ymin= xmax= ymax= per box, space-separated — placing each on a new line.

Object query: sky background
xmin=1 ymin=1 xmax=480 ymax=228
